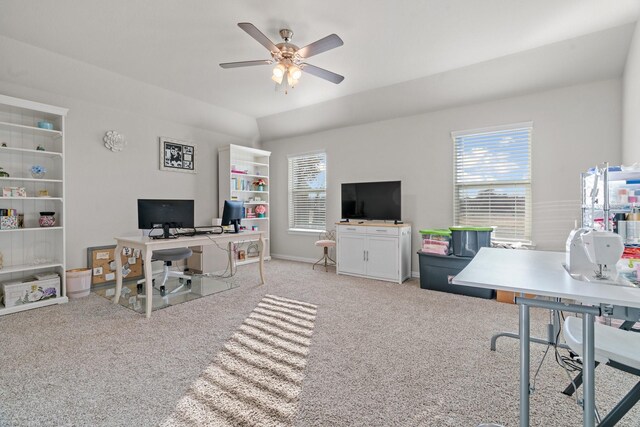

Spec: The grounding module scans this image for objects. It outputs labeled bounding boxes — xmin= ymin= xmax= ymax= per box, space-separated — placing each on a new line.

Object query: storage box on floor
xmin=420 ymin=229 xmax=452 ymax=255
xmin=449 ymin=226 xmax=492 ymax=257
xmin=1 ymin=274 xmax=60 ymax=308
xmin=417 ymin=225 xmax=494 ymax=299
xmin=417 ymin=252 xmax=494 ymax=299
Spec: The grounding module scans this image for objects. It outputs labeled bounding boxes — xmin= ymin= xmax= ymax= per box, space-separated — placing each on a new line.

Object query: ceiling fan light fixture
xmin=287 ymin=73 xmax=299 ymax=87
xmin=272 ymin=63 xmax=286 ymax=78
xmin=271 ymin=73 xmax=283 ymax=84
xmin=288 ymin=65 xmax=302 ymax=80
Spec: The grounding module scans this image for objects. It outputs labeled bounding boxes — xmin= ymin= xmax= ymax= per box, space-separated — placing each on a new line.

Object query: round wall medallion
xmin=104 ymin=130 xmax=126 ymax=152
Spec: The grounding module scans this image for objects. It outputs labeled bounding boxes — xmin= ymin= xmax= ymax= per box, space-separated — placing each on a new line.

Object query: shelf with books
xmin=219 ymin=144 xmax=271 ymax=261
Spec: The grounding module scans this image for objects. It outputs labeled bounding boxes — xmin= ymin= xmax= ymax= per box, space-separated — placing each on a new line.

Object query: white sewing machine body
xmin=565 ymin=228 xmax=626 ymax=285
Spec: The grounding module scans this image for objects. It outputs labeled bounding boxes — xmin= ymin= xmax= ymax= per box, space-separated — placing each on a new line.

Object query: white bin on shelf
xmin=66 ymin=269 xmax=91 ymax=299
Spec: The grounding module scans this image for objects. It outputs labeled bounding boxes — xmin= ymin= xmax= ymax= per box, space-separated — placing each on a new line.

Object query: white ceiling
xmin=0 ymin=0 xmax=639 ymax=123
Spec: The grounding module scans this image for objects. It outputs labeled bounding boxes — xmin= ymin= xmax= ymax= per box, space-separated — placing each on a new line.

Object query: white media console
xmin=336 ymin=222 xmax=411 ymax=284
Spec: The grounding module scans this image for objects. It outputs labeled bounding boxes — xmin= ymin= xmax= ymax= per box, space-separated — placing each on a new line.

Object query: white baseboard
xmin=271 ymin=253 xmax=319 ymax=264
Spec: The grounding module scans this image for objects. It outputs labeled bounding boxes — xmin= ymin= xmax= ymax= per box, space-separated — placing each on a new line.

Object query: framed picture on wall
xmin=159 ymin=136 xmax=197 ymax=173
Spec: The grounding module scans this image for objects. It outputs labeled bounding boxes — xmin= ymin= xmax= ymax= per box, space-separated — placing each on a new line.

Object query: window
xmin=288 ymin=151 xmax=327 ymax=232
xmin=452 ymin=122 xmax=532 ymax=242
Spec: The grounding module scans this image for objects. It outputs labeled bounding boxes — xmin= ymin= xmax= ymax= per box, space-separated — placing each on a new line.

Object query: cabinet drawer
xmin=366 ymin=227 xmax=399 ymax=236
xmin=337 ymin=225 xmax=367 ymax=234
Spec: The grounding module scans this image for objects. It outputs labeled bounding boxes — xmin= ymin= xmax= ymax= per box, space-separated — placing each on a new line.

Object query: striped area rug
xmin=161 ymin=294 xmax=318 ymax=427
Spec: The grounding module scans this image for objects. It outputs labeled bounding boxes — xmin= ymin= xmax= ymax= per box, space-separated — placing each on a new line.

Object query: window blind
xmin=288 ymin=152 xmax=327 ymax=231
xmin=452 ymin=124 xmax=532 ymax=242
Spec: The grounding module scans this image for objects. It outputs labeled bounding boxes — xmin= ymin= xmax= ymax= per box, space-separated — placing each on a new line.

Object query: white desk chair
xmin=313 ymin=230 xmax=336 ymax=272
xmin=563 ymin=316 xmax=640 ymax=426
xmin=137 ymin=248 xmax=193 ymax=297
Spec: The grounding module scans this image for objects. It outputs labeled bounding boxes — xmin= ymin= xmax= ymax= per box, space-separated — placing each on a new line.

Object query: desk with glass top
xmin=453 ymin=247 xmax=640 ymax=427
xmin=113 ymin=231 xmax=265 ymax=318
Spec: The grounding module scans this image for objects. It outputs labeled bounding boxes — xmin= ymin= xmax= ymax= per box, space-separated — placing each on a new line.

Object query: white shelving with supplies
xmin=581 ymin=166 xmax=640 ymax=237
xmin=217 ymin=144 xmax=271 ymax=267
xmin=0 ymin=94 xmax=68 ymax=315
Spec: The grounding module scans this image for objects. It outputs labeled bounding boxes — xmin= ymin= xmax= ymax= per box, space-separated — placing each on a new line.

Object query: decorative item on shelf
xmin=0 ymin=167 xmax=9 ymax=177
xmin=37 ymin=120 xmax=54 ymax=130
xmin=255 ymin=204 xmax=266 ymax=218
xmin=1 ymin=142 xmax=6 ymax=147
xmin=247 ymin=242 xmax=259 ymax=258
xmin=238 ymin=249 xmax=246 ymax=261
xmin=30 ymin=165 xmax=46 ymax=179
xmin=3 ymin=187 xmax=26 ymax=197
xmin=252 ymin=225 xmax=258 ymax=231
xmin=17 ymin=213 xmax=24 ymax=228
xmin=103 ymin=130 xmax=127 ymax=152
xmin=1 ymin=216 xmax=18 ymax=229
xmin=253 ymin=178 xmax=266 ymax=191
xmin=38 ymin=211 xmax=56 ymax=227
xmin=38 ymin=190 xmax=49 ymax=197
xmin=36 ymin=145 xmax=45 ymax=151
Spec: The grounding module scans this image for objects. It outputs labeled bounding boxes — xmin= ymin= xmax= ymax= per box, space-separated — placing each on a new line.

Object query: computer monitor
xmin=221 ymin=200 xmax=243 ymax=233
xmin=137 ymin=199 xmax=194 ymax=239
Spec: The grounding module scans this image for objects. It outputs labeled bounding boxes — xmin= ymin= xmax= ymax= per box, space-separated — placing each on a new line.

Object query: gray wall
xmin=0 ymin=34 xmax=256 ymax=269
xmin=623 ymin=21 xmax=640 ymax=164
xmin=263 ymin=79 xmax=622 ymax=273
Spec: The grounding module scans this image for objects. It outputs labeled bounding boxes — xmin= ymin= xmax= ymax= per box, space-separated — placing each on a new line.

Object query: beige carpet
xmin=0 ymin=259 xmax=638 ymax=426
xmin=161 ymin=295 xmax=317 ymax=426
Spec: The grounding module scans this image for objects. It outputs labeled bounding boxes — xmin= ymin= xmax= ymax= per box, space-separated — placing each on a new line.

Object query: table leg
xmin=258 ymin=233 xmax=265 ymax=285
xmin=519 ymin=303 xmax=530 ymax=427
xmin=113 ymin=243 xmax=124 ymax=304
xmin=143 ymin=248 xmax=153 ymax=319
xmin=582 ymin=313 xmax=596 ymax=427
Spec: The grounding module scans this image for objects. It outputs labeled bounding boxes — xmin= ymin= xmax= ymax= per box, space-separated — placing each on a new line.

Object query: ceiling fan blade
xmin=238 ymin=22 xmax=280 ymax=53
xmin=219 ymin=60 xmax=272 ymax=69
xmin=297 ymin=34 xmax=344 ymax=59
xmin=301 ymin=63 xmax=344 ymax=84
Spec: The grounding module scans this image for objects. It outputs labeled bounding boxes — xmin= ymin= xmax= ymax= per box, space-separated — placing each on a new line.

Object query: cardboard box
xmin=496 ymin=290 xmax=536 ymax=304
xmin=1 ymin=276 xmax=60 ymax=308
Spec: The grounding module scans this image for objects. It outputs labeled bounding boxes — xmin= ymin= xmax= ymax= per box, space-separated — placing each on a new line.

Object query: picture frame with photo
xmin=159 ymin=136 xmax=196 ymax=174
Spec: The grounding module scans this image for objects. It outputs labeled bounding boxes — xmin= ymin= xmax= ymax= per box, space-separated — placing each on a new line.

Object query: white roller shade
xmin=288 ymin=152 xmax=327 ymax=231
xmin=453 ymin=124 xmax=532 ymax=242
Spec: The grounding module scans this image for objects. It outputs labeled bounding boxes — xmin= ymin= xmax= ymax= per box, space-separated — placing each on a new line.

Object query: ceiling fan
xmin=220 ymin=22 xmax=344 ymax=88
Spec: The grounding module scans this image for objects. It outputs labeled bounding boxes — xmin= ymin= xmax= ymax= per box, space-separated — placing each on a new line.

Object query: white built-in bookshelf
xmin=218 ymin=144 xmax=270 ymax=265
xmin=0 ymin=94 xmax=68 ymax=315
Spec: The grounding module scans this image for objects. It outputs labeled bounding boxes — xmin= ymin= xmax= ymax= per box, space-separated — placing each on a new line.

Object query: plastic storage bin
xmin=419 ymin=229 xmax=451 ymax=255
xmin=449 ymin=226 xmax=493 ymax=257
xmin=417 ymin=251 xmax=494 ymax=299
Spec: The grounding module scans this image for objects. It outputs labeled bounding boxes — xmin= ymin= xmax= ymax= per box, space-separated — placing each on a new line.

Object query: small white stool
xmin=313 ymin=231 xmax=336 ymax=272
xmin=563 ymin=316 xmax=640 ymax=426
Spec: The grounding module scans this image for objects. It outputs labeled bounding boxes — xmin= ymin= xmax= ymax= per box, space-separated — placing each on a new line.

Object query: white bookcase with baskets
xmin=218 ymin=144 xmax=270 ymax=266
xmin=0 ymin=94 xmax=68 ymax=315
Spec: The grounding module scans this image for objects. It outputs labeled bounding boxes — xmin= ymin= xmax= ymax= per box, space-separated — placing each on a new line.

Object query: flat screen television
xmin=341 ymin=181 xmax=401 ymax=221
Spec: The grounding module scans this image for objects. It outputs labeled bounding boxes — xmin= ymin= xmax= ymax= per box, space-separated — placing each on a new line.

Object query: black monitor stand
xmin=224 ymin=220 xmax=241 ymax=233
xmin=150 ymin=222 xmax=178 ymax=239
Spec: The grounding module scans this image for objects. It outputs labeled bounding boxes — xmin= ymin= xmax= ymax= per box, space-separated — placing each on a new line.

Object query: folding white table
xmin=112 ymin=231 xmax=266 ymax=318
xmin=452 ymin=247 xmax=640 ymax=427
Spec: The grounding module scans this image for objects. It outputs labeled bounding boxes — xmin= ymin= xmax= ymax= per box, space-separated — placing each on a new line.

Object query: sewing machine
xmin=565 ymin=228 xmax=625 ymax=285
